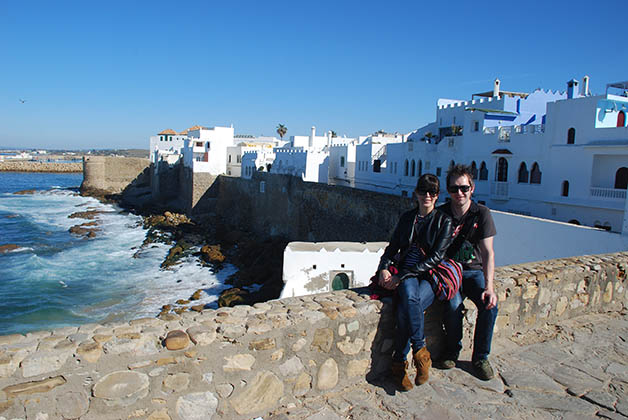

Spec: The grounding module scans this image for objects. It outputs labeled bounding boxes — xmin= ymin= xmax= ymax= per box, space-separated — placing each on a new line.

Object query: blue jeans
xmin=393 ymin=276 xmax=435 ymax=362
xmin=443 ymin=270 xmax=498 ymax=362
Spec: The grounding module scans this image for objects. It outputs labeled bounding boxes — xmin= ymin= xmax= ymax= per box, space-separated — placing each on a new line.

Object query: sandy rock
xmin=21 ymin=350 xmax=71 ymax=377
xmin=0 ymin=244 xmax=20 ymax=253
xmin=175 ymin=391 xmax=218 ymax=420
xmin=223 ymin=354 xmax=256 ymax=372
xmin=317 ymin=358 xmax=339 ymax=390
xmin=57 ymin=391 xmax=90 ymax=419
xmin=164 ymin=330 xmax=190 ymax=350
xmin=186 ymin=326 xmax=216 ymax=346
xmin=230 ymin=371 xmax=284 ymax=415
xmin=76 ymin=341 xmax=102 ymax=363
xmin=163 ymin=373 xmax=190 ymax=393
xmin=92 ymin=371 xmax=149 ymax=406
xmin=2 ymin=376 xmax=66 ymax=397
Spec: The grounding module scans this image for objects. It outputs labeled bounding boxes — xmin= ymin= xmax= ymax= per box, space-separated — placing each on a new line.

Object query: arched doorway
xmin=496 ymin=158 xmax=508 ymax=182
xmin=562 ymin=180 xmax=569 ymax=197
xmin=331 ymin=272 xmax=350 ymax=291
xmin=479 ymin=161 xmax=488 ymax=180
xmin=471 ymin=161 xmax=478 ymax=179
xmin=615 ymin=167 xmax=628 ymax=189
xmin=518 ymin=162 xmax=528 ymax=183
xmin=618 ymin=111 xmax=626 ymax=127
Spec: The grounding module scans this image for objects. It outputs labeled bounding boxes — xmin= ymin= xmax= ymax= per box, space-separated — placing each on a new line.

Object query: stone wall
xmin=0 ymin=161 xmax=82 ymax=173
xmin=214 ymin=173 xmax=413 ymax=242
xmin=1 ymin=252 xmax=626 ymax=419
xmin=81 ymin=156 xmax=151 ymax=195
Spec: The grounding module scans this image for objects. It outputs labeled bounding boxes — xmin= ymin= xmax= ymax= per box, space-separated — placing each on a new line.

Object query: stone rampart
xmin=0 ymin=161 xmax=82 ymax=173
xmin=214 ymin=173 xmax=413 ymax=242
xmin=81 ymin=156 xmax=151 ymax=195
xmin=1 ymin=252 xmax=626 ymax=419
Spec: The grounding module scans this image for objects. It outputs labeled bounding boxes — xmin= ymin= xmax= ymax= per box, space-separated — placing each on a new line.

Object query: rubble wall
xmin=1 ymin=252 xmax=626 ymax=419
xmin=81 ymin=156 xmax=151 ymax=195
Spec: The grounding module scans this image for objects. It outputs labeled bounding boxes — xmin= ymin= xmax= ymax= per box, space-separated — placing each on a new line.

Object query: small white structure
xmin=149 ymin=129 xmax=188 ymax=164
xmin=280 ymin=242 xmax=387 ymax=299
xmin=227 ymin=136 xmax=285 ymax=177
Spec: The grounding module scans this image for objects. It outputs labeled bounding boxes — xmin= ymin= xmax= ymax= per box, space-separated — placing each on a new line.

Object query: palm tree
xmin=276 ymin=124 xmax=287 ymax=139
xmin=330 ymin=131 xmax=337 ymax=138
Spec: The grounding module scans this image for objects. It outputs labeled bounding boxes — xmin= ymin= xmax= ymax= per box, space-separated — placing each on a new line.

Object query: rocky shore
xmin=0 ymin=161 xmax=82 ymax=173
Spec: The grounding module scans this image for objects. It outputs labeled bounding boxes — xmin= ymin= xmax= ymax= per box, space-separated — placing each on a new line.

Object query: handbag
xmin=427 ymin=257 xmax=462 ymax=301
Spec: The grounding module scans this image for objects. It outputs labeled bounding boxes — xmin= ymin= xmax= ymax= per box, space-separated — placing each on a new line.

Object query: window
xmin=562 ymin=180 xmax=569 ymax=197
xmin=260 ymin=181 xmax=265 ymax=193
xmin=474 ymin=121 xmax=479 ymax=132
xmin=237 ymin=155 xmax=241 ymax=163
xmin=436 ymin=167 xmax=442 ymax=176
xmin=394 ymin=162 xmax=398 ymax=174
xmin=567 ymin=128 xmax=575 ymax=144
xmin=418 ymin=160 xmax=422 ymax=177
xmin=340 ymin=156 xmax=345 ymax=167
xmin=401 ymin=190 xmax=408 ymax=197
xmin=479 ymin=161 xmax=488 ymax=180
xmin=530 ymin=162 xmax=542 ymax=184
xmin=615 ymin=167 xmax=628 ymax=189
xmin=518 ymin=162 xmax=529 ymax=183
xmin=496 ymin=157 xmax=508 ymax=182
xmin=618 ymin=111 xmax=626 ymax=127
xmin=373 ymin=159 xmax=381 ymax=173
xmin=471 ymin=161 xmax=478 ymax=179
xmin=229 ymin=155 xmax=232 ymax=163
xmin=411 ymin=160 xmax=415 ymax=177
xmin=404 ymin=160 xmax=409 ymax=176
xmin=449 ymin=160 xmax=455 ymax=169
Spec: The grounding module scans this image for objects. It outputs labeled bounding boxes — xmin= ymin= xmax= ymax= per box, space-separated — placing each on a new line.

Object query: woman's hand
xmin=378 ymin=269 xmax=400 ymax=290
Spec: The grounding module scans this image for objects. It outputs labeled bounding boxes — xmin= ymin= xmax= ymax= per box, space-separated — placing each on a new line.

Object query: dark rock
xmin=68 ymin=210 xmax=103 ymax=220
xmin=0 ymin=244 xmax=20 ymax=253
xmin=200 ymin=245 xmax=225 ymax=263
xmin=13 ymin=189 xmax=36 ymax=195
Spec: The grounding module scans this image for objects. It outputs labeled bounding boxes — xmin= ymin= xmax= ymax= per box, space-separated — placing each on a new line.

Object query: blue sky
xmin=0 ymin=0 xmax=625 ymax=149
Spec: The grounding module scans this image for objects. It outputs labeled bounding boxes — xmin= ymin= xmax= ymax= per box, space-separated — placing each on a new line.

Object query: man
xmin=437 ymin=164 xmax=498 ymax=380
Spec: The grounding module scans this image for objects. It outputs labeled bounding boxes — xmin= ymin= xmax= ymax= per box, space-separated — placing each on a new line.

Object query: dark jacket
xmin=378 ymin=207 xmax=455 ymax=280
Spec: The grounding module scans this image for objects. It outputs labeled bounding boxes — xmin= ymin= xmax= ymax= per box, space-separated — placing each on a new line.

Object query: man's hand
xmin=378 ymin=269 xmax=400 ymax=290
xmin=481 ymin=289 xmax=497 ymax=309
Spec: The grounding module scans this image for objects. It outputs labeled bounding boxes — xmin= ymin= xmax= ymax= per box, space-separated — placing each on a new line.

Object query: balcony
xmin=490 ymin=181 xmax=509 ymax=200
xmin=590 ymin=187 xmax=627 ymax=200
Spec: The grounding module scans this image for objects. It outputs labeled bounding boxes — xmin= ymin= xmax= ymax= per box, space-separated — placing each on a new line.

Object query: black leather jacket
xmin=378 ymin=207 xmax=454 ymax=280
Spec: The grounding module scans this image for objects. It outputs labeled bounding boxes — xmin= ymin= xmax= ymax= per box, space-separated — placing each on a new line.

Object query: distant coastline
xmin=0 ymin=161 xmax=82 ymax=173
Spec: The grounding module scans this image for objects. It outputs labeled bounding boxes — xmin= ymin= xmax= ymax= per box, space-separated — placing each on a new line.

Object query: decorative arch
xmin=567 ymin=127 xmax=575 ymax=144
xmin=418 ymin=160 xmax=422 ymax=177
xmin=562 ymin=180 xmax=569 ymax=197
xmin=449 ymin=160 xmax=455 ymax=169
xmin=496 ymin=157 xmax=508 ymax=182
xmin=518 ymin=162 xmax=529 ymax=183
xmin=615 ymin=167 xmax=628 ymax=189
xmin=411 ymin=160 xmax=416 ymax=177
xmin=471 ymin=161 xmax=478 ymax=180
xmin=530 ymin=162 xmax=542 ymax=184
xmin=404 ymin=159 xmax=409 ymax=176
xmin=479 ymin=161 xmax=488 ymax=180
xmin=618 ymin=111 xmax=626 ymax=127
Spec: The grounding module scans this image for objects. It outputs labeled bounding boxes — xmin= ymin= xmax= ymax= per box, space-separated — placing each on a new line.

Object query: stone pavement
xmin=266 ymin=311 xmax=628 ymax=420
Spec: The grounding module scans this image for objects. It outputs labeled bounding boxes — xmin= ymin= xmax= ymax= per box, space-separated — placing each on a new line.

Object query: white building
xmin=180 ymin=125 xmax=235 ymax=174
xmin=272 ymin=126 xmax=355 ymax=183
xmin=328 ymin=77 xmax=628 ymax=234
xmin=149 ymin=129 xmax=188 ymax=164
xmin=228 ymin=135 xmax=286 ymax=178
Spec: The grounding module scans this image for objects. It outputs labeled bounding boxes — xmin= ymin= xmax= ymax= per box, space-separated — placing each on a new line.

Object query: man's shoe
xmin=434 ymin=352 xmax=458 ymax=370
xmin=413 ymin=347 xmax=431 ymax=385
xmin=390 ymin=360 xmax=413 ymax=391
xmin=472 ymin=358 xmax=495 ymax=381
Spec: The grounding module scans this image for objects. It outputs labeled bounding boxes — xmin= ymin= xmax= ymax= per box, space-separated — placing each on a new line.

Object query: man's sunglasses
xmin=417 ymin=189 xmax=439 ymax=196
xmin=447 ymin=185 xmax=471 ymax=193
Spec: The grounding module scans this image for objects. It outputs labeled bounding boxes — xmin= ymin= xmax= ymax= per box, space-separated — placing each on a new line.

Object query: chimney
xmin=493 ymin=78 xmax=501 ymax=98
xmin=567 ymin=79 xmax=579 ymax=99
xmin=310 ymin=126 xmax=316 ymax=148
xmin=581 ymin=75 xmax=590 ymax=96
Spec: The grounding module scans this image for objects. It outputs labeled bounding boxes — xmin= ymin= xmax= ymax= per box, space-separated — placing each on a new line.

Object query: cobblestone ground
xmin=267 ymin=311 xmax=628 ymax=420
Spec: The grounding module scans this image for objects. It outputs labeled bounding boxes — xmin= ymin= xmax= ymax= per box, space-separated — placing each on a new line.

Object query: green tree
xmin=276 ymin=124 xmax=287 ymax=139
xmin=331 ymin=130 xmax=337 ymax=138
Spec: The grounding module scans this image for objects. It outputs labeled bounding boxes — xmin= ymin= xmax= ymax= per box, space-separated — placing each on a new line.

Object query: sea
xmin=0 ymin=172 xmax=236 ymax=336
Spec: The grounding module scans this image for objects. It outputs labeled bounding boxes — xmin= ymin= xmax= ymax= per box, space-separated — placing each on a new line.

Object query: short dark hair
xmin=446 ymin=164 xmax=474 ymax=188
xmin=415 ymin=173 xmax=440 ymax=193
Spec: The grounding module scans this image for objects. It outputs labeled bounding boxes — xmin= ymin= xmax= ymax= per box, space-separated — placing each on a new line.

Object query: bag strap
xmin=450 ymin=210 xmax=480 ymax=253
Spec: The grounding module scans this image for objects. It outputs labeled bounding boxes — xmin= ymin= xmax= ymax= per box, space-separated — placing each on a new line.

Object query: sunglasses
xmin=447 ymin=185 xmax=471 ymax=193
xmin=416 ymin=189 xmax=439 ymax=197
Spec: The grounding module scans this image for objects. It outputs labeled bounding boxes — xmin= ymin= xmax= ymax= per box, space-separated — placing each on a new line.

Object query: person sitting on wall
xmin=377 ymin=174 xmax=454 ymax=391
xmin=436 ymin=164 xmax=498 ymax=380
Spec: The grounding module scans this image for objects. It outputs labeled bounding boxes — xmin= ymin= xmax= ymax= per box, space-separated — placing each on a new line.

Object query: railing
xmin=372 ymin=145 xmax=386 ymax=162
xmin=490 ymin=181 xmax=509 ymax=199
xmin=590 ymin=187 xmax=627 ymax=200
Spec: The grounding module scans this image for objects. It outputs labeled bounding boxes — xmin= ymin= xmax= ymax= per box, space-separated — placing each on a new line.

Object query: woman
xmin=377 ymin=173 xmax=454 ymax=391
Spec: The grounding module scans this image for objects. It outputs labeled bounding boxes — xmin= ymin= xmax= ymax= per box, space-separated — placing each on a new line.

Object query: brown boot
xmin=413 ymin=347 xmax=431 ymax=385
xmin=390 ymin=360 xmax=413 ymax=391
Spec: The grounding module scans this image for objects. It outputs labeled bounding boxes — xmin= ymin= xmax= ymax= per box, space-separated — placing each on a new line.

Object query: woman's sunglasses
xmin=416 ymin=189 xmax=439 ymax=197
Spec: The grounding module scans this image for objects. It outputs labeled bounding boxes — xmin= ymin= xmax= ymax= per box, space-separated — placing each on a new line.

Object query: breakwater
xmin=0 ymin=161 xmax=82 ymax=173
xmin=0 ymin=252 xmax=626 ymax=419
